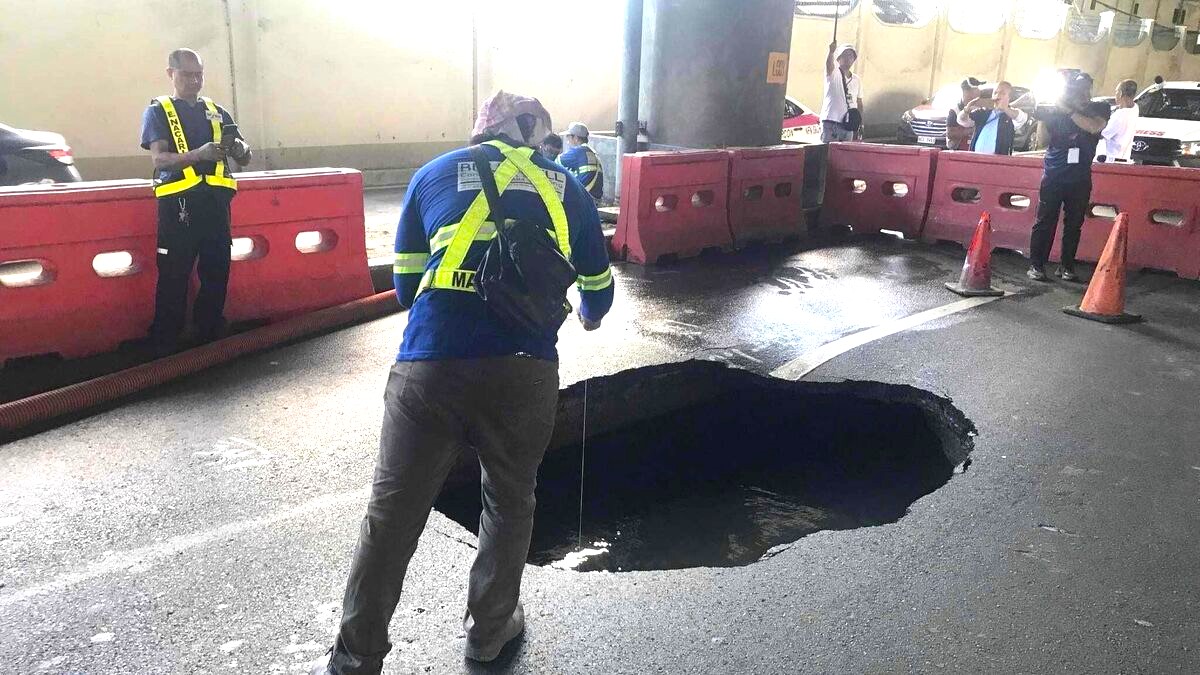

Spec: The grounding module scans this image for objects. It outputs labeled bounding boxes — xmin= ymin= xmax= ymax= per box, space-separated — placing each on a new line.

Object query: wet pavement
xmin=364 ymin=188 xmax=406 ymax=262
xmin=2 ymin=235 xmax=1199 ymax=673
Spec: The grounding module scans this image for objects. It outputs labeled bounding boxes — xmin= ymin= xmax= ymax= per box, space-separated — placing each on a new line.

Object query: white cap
xmin=561 ymin=121 xmax=590 ymax=139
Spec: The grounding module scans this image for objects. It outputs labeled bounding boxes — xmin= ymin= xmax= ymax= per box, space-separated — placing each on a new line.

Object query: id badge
xmin=1067 ymin=147 xmax=1080 ymax=164
xmin=205 ymin=109 xmax=222 ymax=122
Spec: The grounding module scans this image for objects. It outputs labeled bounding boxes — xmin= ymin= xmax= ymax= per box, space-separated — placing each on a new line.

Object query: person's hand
xmin=829 ymin=40 xmax=838 ymax=53
xmin=578 ymin=312 xmax=601 ymax=332
xmin=195 ymin=142 xmax=226 ymax=163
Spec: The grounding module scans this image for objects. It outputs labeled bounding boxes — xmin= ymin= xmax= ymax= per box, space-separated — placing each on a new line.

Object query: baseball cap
xmin=561 ymin=122 xmax=590 ymax=139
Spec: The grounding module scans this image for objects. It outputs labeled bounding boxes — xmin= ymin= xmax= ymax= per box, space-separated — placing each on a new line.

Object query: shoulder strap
xmin=468 ymin=145 xmax=504 ymax=230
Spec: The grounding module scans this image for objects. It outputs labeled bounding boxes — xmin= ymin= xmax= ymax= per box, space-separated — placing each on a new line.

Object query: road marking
xmin=193 ymin=437 xmax=275 ymax=472
xmin=770 ymin=294 xmax=1008 ymax=381
xmin=0 ymin=488 xmax=368 ymax=609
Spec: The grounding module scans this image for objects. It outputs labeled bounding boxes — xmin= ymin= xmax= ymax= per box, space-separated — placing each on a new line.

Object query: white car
xmin=782 ymin=97 xmax=822 ymax=145
xmin=1130 ymin=82 xmax=1200 ymax=167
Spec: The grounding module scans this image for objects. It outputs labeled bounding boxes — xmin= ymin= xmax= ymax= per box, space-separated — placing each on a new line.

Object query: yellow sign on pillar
xmin=767 ymin=52 xmax=789 ymax=84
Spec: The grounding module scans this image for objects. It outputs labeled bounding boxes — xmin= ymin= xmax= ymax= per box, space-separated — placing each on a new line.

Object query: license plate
xmin=917 ymin=135 xmax=938 ymax=145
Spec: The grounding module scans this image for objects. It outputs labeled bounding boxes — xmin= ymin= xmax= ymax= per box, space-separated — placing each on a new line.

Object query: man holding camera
xmin=1027 ymin=72 xmax=1108 ymax=282
xmin=140 ymin=48 xmax=252 ymax=351
xmin=957 ymin=81 xmax=1029 ymax=156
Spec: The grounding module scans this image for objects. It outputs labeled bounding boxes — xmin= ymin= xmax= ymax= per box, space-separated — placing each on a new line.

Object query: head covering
xmin=561 ymin=122 xmax=590 ymax=139
xmin=835 ymin=45 xmax=857 ymax=60
xmin=1068 ymin=72 xmax=1094 ymax=88
xmin=471 ymin=90 xmax=554 ymax=146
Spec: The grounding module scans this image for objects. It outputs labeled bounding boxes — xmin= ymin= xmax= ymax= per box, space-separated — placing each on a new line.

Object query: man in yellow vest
xmin=317 ymin=91 xmax=612 ymax=674
xmin=140 ymin=48 xmax=251 ymax=351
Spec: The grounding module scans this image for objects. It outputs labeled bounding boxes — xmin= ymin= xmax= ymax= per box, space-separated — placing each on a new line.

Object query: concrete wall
xmin=3 ymin=0 xmax=1200 ymax=181
xmin=0 ymin=0 xmax=618 ymax=183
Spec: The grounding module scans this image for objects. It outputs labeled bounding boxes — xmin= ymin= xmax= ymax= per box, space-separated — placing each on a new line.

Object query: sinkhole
xmin=434 ymin=361 xmax=974 ymax=573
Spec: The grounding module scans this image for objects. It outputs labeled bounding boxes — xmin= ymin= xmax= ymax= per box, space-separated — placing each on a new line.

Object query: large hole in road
xmin=434 ymin=361 xmax=974 ymax=573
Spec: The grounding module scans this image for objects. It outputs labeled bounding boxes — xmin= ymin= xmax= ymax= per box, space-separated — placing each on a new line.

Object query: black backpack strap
xmin=468 ymin=145 xmax=505 ymax=229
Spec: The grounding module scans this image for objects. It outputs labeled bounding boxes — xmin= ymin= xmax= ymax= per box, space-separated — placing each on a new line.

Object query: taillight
xmin=47 ymin=147 xmax=75 ymax=165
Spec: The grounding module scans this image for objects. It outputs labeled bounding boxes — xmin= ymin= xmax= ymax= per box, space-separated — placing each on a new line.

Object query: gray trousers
xmin=821 ymin=120 xmax=855 ymax=143
xmin=329 ymin=356 xmax=559 ymax=674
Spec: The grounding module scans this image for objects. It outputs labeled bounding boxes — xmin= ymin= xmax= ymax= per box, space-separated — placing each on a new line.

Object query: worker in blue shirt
xmin=557 ymin=121 xmax=604 ymax=201
xmin=1027 ymin=72 xmax=1109 ymax=282
xmin=139 ymin=48 xmax=251 ymax=351
xmin=539 ymin=132 xmax=563 ymax=161
xmin=321 ymin=92 xmax=613 ymax=675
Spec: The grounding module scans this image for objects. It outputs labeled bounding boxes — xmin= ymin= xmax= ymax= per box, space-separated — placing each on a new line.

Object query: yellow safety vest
xmin=413 ymin=140 xmax=572 ymax=295
xmin=152 ymin=96 xmax=238 ymax=198
xmin=577 ymin=145 xmax=602 ymax=193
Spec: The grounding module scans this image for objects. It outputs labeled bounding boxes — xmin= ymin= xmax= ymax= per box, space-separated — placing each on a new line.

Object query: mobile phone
xmin=219 ymin=124 xmax=239 ymax=151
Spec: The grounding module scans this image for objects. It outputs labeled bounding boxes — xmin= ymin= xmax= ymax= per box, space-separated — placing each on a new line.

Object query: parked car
xmin=1129 ymin=81 xmax=1200 ymax=168
xmin=782 ymin=97 xmax=822 ymax=144
xmin=0 ymin=123 xmax=82 ymax=186
xmin=898 ymin=82 xmax=1038 ymax=151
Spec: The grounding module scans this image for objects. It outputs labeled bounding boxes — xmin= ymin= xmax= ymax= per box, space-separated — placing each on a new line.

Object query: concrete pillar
xmin=638 ymin=0 xmax=795 ymax=149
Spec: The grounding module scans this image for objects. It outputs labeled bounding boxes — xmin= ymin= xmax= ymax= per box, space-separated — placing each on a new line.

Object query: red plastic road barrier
xmin=224 ymin=169 xmax=374 ymax=322
xmin=922 ymin=152 xmax=1045 ymax=254
xmin=0 ymin=169 xmax=373 ymax=363
xmin=924 ymin=153 xmax=1200 ymax=277
xmin=727 ymin=145 xmax=806 ymax=247
xmin=1083 ymin=163 xmax=1200 ymax=280
xmin=612 ymin=150 xmax=733 ymax=264
xmin=819 ymin=143 xmax=938 ymax=238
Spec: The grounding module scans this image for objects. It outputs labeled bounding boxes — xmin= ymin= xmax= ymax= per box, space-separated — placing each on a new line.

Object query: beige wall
xmin=4 ymin=1 xmax=1200 ymax=181
xmin=0 ymin=0 xmax=619 ymax=182
xmin=0 ymin=0 xmax=236 ymax=179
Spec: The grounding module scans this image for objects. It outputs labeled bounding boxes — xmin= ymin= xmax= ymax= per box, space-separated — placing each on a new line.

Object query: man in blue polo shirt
xmin=139 ymin=48 xmax=251 ymax=351
xmin=557 ymin=121 xmax=604 ymax=201
xmin=320 ymin=92 xmax=613 ymax=675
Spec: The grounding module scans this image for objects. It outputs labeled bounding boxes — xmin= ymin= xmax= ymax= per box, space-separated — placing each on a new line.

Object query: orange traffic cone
xmin=945 ymin=212 xmax=1004 ymax=297
xmin=1063 ymin=212 xmax=1142 ymax=324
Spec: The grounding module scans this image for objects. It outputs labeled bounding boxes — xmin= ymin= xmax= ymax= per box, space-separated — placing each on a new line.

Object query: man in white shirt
xmin=820 ymin=42 xmax=863 ymax=143
xmin=1097 ymin=79 xmax=1139 ymax=163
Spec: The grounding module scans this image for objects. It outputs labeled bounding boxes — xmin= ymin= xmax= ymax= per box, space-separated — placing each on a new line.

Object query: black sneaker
xmin=1026 ymin=266 xmax=1048 ymax=281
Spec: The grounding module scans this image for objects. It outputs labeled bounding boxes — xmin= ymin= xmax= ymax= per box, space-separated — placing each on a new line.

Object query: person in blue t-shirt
xmin=556 ymin=121 xmax=604 ymax=201
xmin=321 ymin=92 xmax=613 ymax=675
xmin=1027 ymin=73 xmax=1109 ymax=282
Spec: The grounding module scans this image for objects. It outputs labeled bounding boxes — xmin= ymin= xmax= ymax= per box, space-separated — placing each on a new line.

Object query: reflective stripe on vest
xmin=577 ymin=267 xmax=613 ymax=292
xmin=393 ymin=252 xmax=430 ymax=275
xmin=417 ymin=140 xmax=572 ymax=295
xmin=153 ymin=96 xmax=238 ymax=198
xmin=578 ymin=146 xmax=601 ymax=192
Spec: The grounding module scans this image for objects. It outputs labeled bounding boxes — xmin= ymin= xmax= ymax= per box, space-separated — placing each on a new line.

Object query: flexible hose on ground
xmin=0 ymin=290 xmax=399 ymax=438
